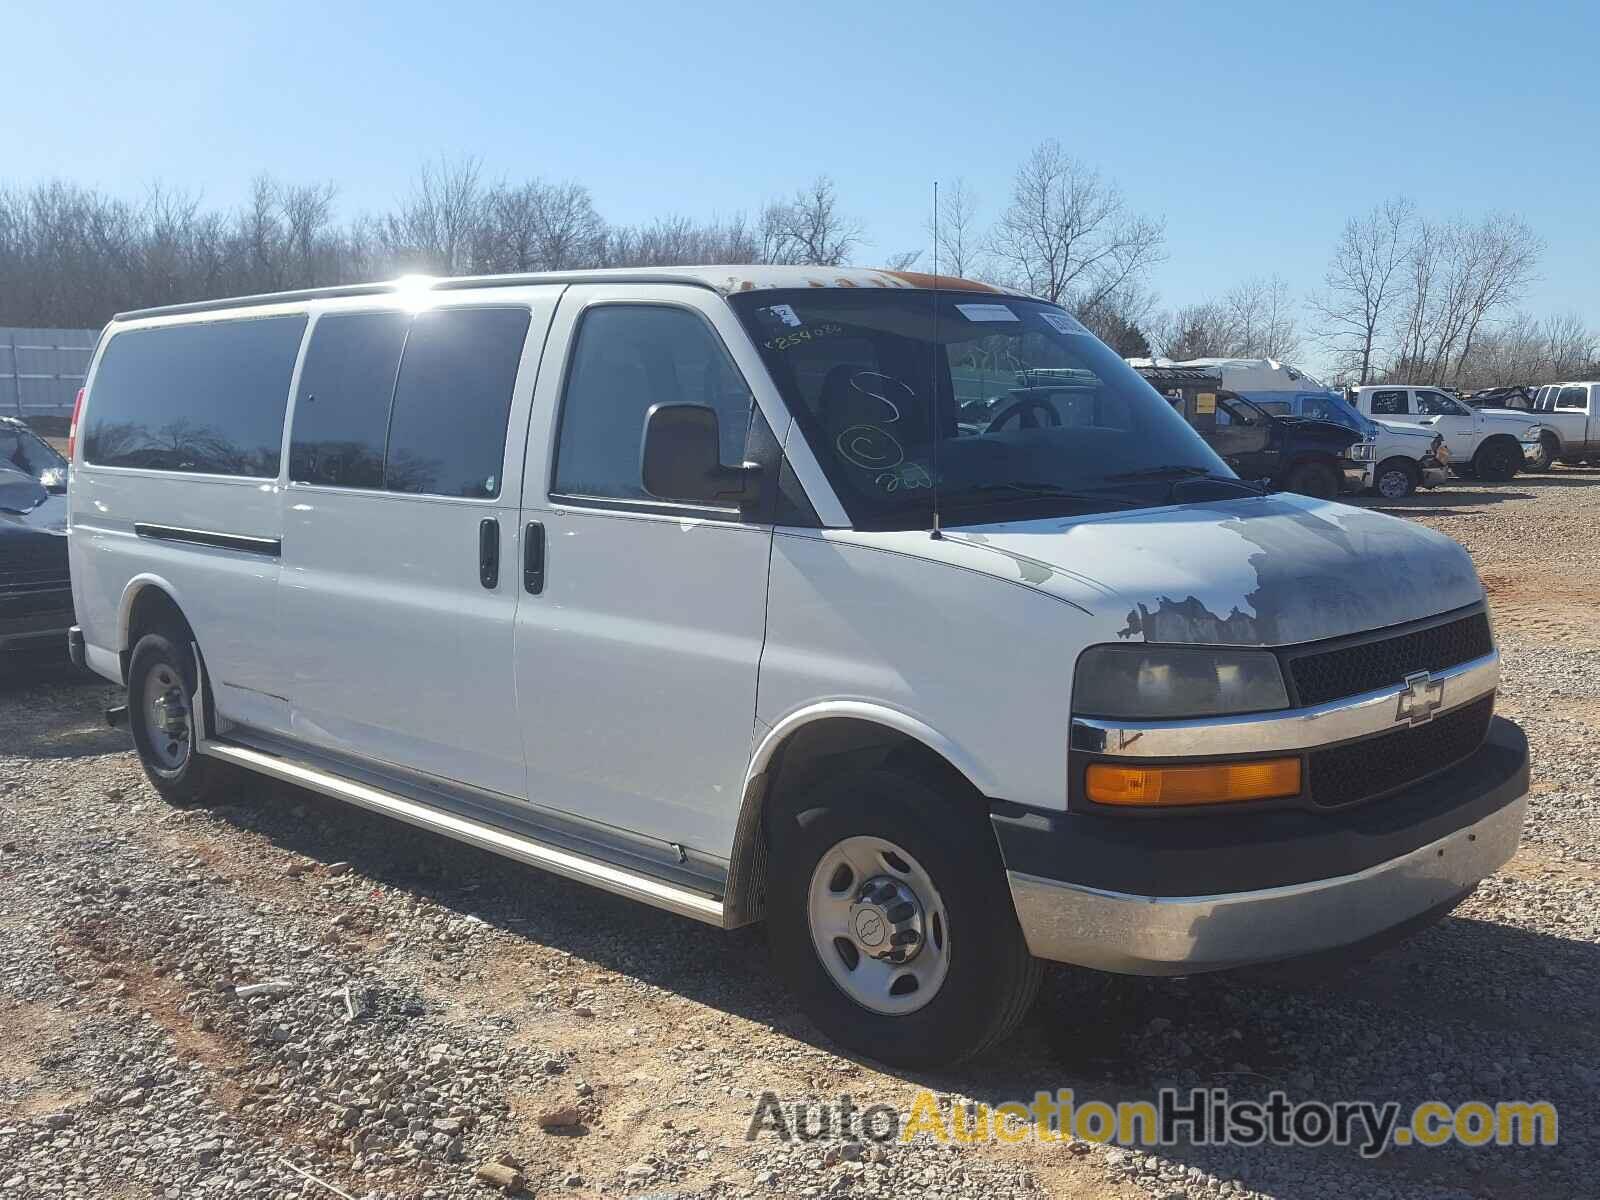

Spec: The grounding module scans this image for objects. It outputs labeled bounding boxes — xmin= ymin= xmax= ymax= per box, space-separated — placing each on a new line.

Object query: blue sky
xmin=7 ymin=0 xmax=1597 ymax=364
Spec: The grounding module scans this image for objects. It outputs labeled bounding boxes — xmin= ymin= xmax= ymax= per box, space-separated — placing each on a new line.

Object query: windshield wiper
xmin=1102 ymin=464 xmax=1216 ymax=481
xmin=960 ymin=481 xmax=1145 ymax=509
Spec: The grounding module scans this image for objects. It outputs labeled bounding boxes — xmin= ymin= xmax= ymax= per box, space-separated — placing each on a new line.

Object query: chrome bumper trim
xmin=1071 ymin=651 xmax=1498 ymax=758
xmin=1008 ymin=792 xmax=1525 ymax=974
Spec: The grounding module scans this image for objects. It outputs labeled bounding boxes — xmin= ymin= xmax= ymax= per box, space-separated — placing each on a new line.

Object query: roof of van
xmin=1125 ymin=356 xmax=1330 ymax=394
xmin=112 ymin=265 xmax=1024 ymax=322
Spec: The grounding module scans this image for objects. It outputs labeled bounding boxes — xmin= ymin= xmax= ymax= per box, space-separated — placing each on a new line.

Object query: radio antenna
xmin=929 ymin=179 xmax=942 ymax=540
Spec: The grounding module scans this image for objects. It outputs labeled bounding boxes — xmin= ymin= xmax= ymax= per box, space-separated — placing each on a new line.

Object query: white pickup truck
xmin=1348 ymin=385 xmax=1542 ymax=481
xmin=1520 ymin=383 xmax=1600 ymax=470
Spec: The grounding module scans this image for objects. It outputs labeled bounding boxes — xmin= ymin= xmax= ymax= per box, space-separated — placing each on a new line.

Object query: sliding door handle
xmin=523 ymin=521 xmax=545 ymax=595
xmin=478 ymin=518 xmax=499 ymax=589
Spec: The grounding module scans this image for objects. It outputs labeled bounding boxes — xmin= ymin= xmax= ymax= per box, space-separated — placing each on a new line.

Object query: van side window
xmin=83 ymin=315 xmax=306 ymax=475
xmin=289 ymin=312 xmax=408 ymax=489
xmin=1557 ymin=386 xmax=1588 ymax=410
xmin=553 ymin=305 xmax=753 ymax=503
xmin=385 ymin=308 xmax=530 ymax=498
xmin=1370 ymin=389 xmax=1408 ymax=415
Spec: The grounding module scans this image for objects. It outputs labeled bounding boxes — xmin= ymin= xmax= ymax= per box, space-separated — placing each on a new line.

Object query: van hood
xmin=931 ymin=493 xmax=1483 ymax=647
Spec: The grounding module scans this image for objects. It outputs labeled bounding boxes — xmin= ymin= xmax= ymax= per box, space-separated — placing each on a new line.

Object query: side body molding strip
xmin=134 ymin=523 xmax=282 ymax=558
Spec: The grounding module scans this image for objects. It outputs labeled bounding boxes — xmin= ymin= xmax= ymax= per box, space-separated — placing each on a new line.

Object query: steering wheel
xmin=985 ymin=395 xmax=1063 ymax=432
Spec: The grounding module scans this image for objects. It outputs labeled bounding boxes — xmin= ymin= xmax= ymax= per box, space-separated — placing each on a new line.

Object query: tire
xmin=765 ymin=767 xmax=1041 ymax=1067
xmin=126 ymin=625 xmax=236 ymax=807
xmin=1473 ymin=438 xmax=1521 ymax=482
xmin=1523 ymin=433 xmax=1558 ymax=473
xmin=1372 ymin=458 xmax=1420 ymax=500
xmin=1283 ymin=460 xmax=1340 ymax=500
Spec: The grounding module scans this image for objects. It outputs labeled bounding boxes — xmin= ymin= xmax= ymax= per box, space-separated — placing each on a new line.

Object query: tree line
xmin=2 ymin=149 xmax=1592 ymax=387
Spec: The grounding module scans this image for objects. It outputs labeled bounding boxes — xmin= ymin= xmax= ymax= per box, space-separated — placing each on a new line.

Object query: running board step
xmin=200 ymin=738 xmax=726 ymax=927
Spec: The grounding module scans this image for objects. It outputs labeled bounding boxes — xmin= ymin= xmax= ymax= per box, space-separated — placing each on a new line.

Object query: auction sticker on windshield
xmin=954 ymin=303 xmax=1019 ymax=322
xmin=761 ymin=303 xmax=803 ymax=327
xmin=1039 ymin=310 xmax=1091 ymax=336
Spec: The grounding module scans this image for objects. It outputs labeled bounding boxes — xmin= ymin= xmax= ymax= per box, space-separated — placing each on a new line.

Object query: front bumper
xmin=1338 ymin=459 xmax=1365 ymax=492
xmin=1358 ymin=457 xmax=1449 ymax=491
xmin=997 ymin=716 xmax=1528 ymax=975
xmin=1521 ymin=441 xmax=1542 ymax=461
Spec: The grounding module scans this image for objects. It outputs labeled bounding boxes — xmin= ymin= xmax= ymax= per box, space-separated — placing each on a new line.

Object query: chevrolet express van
xmin=66 ymin=268 xmax=1529 ymax=1065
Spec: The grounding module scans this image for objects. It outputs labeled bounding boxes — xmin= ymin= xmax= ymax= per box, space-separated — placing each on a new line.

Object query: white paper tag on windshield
xmin=1039 ymin=310 xmax=1090 ymax=335
xmin=954 ymin=303 xmax=1019 ymax=322
xmin=764 ymin=303 xmax=803 ymax=327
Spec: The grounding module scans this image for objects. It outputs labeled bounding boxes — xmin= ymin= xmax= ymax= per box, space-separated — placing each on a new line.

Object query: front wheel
xmin=766 ymin=768 xmax=1041 ymax=1067
xmin=1284 ymin=460 xmax=1340 ymax=500
xmin=1373 ymin=458 xmax=1421 ymax=499
xmin=1473 ymin=439 xmax=1521 ymax=482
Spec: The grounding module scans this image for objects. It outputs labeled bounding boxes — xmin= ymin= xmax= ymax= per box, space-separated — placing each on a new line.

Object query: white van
xmin=66 ymin=268 xmax=1529 ymax=1065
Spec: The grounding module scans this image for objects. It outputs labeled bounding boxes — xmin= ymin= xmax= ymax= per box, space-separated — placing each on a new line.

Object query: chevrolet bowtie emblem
xmin=1396 ymin=670 xmax=1444 ymax=726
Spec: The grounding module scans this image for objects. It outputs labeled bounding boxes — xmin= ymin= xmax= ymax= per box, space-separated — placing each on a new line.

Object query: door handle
xmin=523 ymin=521 xmax=545 ymax=595
xmin=479 ymin=518 xmax=499 ymax=589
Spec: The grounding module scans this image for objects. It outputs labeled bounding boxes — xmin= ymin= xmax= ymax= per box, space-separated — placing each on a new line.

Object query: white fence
xmin=2 ymin=328 xmax=99 ymax=419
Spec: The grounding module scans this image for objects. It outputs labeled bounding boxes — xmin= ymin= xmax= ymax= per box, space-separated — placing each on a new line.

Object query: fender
xmin=116 ymin=572 xmax=190 ymax=652
xmin=745 ymin=699 xmax=999 ymax=798
xmin=722 ymin=700 xmax=997 ymax=927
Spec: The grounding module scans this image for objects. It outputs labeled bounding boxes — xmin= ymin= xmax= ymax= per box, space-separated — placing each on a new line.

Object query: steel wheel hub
xmin=142 ymin=664 xmax=192 ymax=773
xmin=847 ymin=875 xmax=926 ymax=964
xmin=807 ymin=835 xmax=951 ymax=1016
xmin=1378 ymin=469 xmax=1410 ymax=498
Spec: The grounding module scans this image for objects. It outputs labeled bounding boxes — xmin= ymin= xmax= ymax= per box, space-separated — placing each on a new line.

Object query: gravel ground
xmin=2 ymin=471 xmax=1597 ymax=1200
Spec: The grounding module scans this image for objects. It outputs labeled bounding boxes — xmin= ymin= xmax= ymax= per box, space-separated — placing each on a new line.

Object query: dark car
xmin=0 ymin=465 xmax=74 ymax=659
xmin=0 ymin=416 xmax=69 ymax=492
xmin=1195 ymin=392 xmax=1362 ymax=498
xmin=1131 ymin=366 xmax=1361 ymax=498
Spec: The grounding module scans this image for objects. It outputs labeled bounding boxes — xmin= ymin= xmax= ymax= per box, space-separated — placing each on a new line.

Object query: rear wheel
xmin=766 ymin=767 xmax=1041 ymax=1066
xmin=1372 ymin=458 xmax=1420 ymax=499
xmin=127 ymin=626 xmax=237 ymax=807
xmin=1473 ymin=438 xmax=1521 ymax=482
xmin=1284 ymin=460 xmax=1340 ymax=500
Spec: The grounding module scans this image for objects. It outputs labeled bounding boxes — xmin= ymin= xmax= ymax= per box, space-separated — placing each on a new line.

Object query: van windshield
xmin=731 ymin=290 xmax=1235 ymax=530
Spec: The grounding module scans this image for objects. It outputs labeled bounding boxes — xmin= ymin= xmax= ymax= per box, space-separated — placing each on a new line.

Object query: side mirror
xmin=641 ymin=403 xmax=762 ymax=508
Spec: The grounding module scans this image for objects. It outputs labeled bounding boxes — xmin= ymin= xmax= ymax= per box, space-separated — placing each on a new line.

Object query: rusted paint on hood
xmin=931 ymin=494 xmax=1484 ymax=648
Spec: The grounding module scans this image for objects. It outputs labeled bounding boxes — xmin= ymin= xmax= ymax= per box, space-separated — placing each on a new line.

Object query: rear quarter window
xmin=84 ymin=316 xmax=307 ymax=476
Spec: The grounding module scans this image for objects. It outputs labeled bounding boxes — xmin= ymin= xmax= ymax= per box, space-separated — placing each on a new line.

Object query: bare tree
xmin=1150 ymin=301 xmax=1239 ymax=360
xmin=927 ymin=178 xmax=980 ymax=278
xmin=1075 ymin=281 xmax=1158 ymax=355
xmin=380 ymin=155 xmax=486 ymax=274
xmin=760 ymin=175 xmax=863 ymax=266
xmin=1386 ymin=213 xmax=1541 ymax=384
xmin=1309 ymin=197 xmax=1413 ymax=383
xmin=1224 ymin=275 xmax=1301 ymax=360
xmin=1449 ymin=213 xmax=1542 ymax=380
xmin=988 ymin=140 xmax=1165 ymax=306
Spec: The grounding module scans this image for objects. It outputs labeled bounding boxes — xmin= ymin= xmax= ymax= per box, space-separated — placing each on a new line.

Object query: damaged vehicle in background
xmin=1132 ymin=363 xmax=1362 ymax=498
xmin=1348 ymin=385 xmax=1542 ymax=480
xmin=0 ymin=462 xmax=73 ymax=660
xmin=1130 ymin=359 xmax=1447 ymax=498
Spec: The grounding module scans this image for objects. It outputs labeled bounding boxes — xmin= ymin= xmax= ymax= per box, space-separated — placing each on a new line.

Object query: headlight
xmin=1350 ymin=441 xmax=1376 ymax=461
xmin=1073 ymin=645 xmax=1290 ymax=719
xmin=38 ymin=467 xmax=66 ymax=490
xmin=1525 ymin=424 xmax=1542 ymax=441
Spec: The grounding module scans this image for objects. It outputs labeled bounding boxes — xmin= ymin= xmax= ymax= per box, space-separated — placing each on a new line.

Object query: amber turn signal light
xmin=1085 ymin=758 xmax=1301 ymax=807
